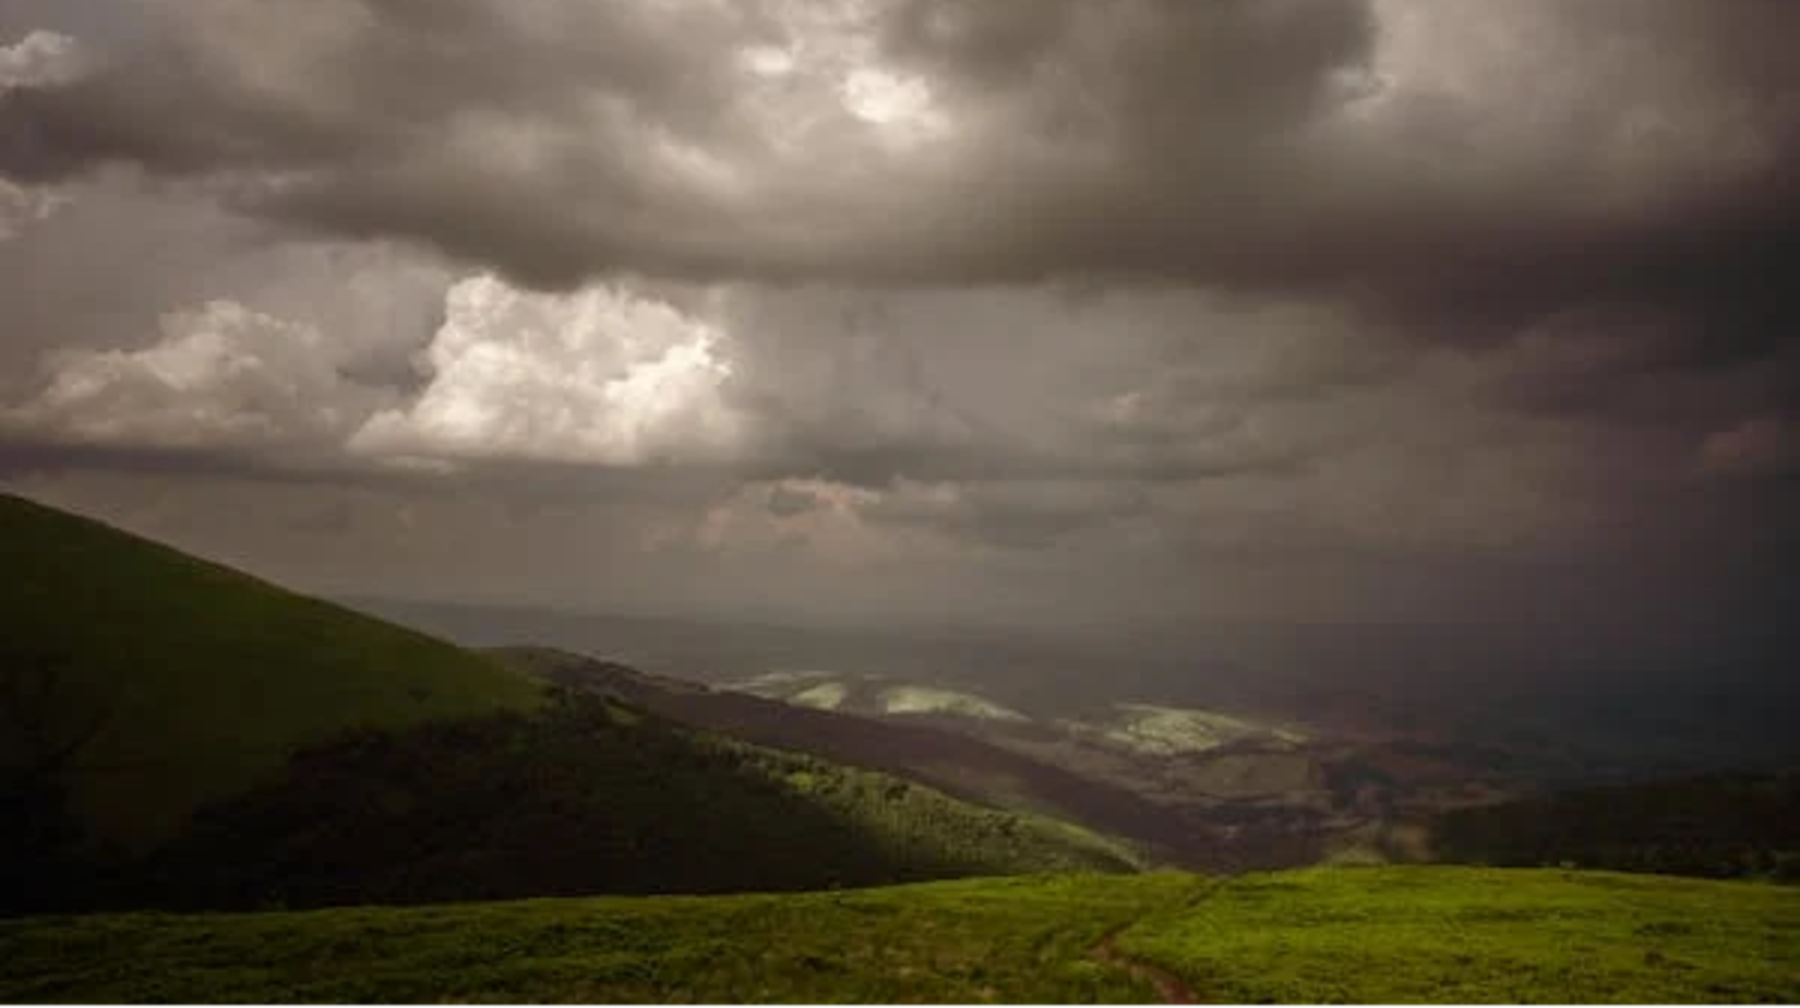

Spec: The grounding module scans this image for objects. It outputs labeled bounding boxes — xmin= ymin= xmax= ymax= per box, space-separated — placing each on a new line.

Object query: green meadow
xmin=4 ymin=868 xmax=1794 ymax=1003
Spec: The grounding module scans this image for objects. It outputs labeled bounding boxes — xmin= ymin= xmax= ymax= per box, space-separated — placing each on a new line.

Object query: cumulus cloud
xmin=349 ymin=275 xmax=746 ymax=467
xmin=0 ymin=29 xmax=87 ymax=89
xmin=5 ymin=299 xmax=389 ymax=451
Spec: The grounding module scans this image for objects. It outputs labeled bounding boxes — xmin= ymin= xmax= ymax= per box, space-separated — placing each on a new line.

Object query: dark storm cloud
xmin=0 ymin=0 xmax=762 ymax=177
xmin=1 ymin=0 xmax=1798 ymax=638
xmin=764 ymin=482 xmax=824 ymax=519
xmin=857 ymin=479 xmax=1153 ymax=550
xmin=0 ymin=0 xmax=777 ymax=285
xmin=0 ymin=438 xmax=283 ymax=483
xmin=0 ymin=429 xmax=767 ymax=519
xmin=714 ymin=286 xmax=1354 ymax=490
xmin=2 ymin=0 xmax=1794 ymax=327
xmin=0 ymin=1 xmax=1374 ymax=288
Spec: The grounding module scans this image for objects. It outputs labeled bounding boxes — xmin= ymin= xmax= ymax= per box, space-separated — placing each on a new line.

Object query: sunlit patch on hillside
xmin=790 ymin=681 xmax=849 ymax=711
xmin=880 ymin=686 xmax=1029 ymax=723
xmin=1066 ymin=703 xmax=1307 ymax=757
xmin=735 ymin=669 xmax=840 ymax=691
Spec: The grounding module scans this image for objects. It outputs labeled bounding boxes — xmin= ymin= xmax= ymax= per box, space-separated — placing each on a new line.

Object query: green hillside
xmin=136 ymin=689 xmax=1140 ymax=909
xmin=0 ymin=494 xmax=1137 ymax=914
xmin=3 ymin=867 xmax=1793 ymax=1003
xmin=0 ymin=493 xmax=544 ymax=848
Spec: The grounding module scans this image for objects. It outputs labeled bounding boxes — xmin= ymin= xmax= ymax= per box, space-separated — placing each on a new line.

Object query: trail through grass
xmin=1117 ymin=866 xmax=1800 ymax=1003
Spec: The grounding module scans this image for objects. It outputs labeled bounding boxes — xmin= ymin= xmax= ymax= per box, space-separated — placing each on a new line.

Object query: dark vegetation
xmin=1434 ymin=773 xmax=1800 ymax=881
xmin=8 ymin=688 xmax=1133 ymax=915
xmin=134 ymin=689 xmax=1136 ymax=910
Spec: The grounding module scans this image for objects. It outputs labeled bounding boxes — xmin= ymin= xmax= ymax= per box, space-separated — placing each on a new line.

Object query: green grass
xmin=1116 ymin=866 xmax=1800 ymax=1003
xmin=4 ymin=867 xmax=1792 ymax=1003
xmin=0 ymin=874 xmax=1202 ymax=1003
xmin=0 ymin=494 xmax=543 ymax=846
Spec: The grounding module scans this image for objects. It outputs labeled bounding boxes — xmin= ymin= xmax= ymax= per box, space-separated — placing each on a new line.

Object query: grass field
xmin=0 ymin=874 xmax=1201 ymax=1003
xmin=1117 ymin=866 xmax=1800 ymax=1003
xmin=3 ymin=867 xmax=1794 ymax=1003
xmin=0 ymin=494 xmax=543 ymax=846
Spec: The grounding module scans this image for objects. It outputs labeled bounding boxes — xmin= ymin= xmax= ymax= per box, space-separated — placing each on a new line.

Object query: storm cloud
xmin=0 ymin=0 xmax=1796 ymax=641
xmin=1 ymin=1 xmax=1791 ymax=300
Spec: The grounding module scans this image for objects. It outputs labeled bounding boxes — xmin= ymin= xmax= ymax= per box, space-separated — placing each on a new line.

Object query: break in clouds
xmin=0 ymin=0 xmax=1796 ymax=633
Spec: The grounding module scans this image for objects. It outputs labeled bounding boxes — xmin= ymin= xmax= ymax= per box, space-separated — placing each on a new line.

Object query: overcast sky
xmin=2 ymin=0 xmax=1796 ymax=642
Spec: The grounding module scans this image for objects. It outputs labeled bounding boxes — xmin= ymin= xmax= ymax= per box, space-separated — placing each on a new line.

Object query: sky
xmin=1 ymin=0 xmax=1797 ymax=645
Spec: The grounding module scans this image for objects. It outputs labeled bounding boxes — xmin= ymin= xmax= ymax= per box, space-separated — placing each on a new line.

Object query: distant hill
xmin=492 ymin=647 xmax=1517 ymax=874
xmin=1432 ymin=772 xmax=1800 ymax=881
xmin=4 ymin=867 xmax=1794 ymax=1002
xmin=138 ymin=688 xmax=1139 ymax=910
xmin=494 ymin=646 xmax=1201 ymax=864
xmin=0 ymin=493 xmax=544 ymax=852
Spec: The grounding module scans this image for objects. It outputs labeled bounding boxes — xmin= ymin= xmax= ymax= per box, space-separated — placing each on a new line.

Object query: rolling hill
xmin=0 ymin=492 xmax=544 ymax=849
xmin=1 ymin=494 xmax=1136 ymax=914
xmin=3 ymin=867 xmax=1792 ymax=1003
xmin=135 ymin=688 xmax=1140 ymax=910
xmin=494 ymin=646 xmax=1199 ymax=864
xmin=496 ymin=647 xmax=1510 ymax=874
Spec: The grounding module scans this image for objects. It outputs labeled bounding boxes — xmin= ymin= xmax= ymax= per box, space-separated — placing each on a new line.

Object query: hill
xmin=492 ymin=647 xmax=1510 ymax=874
xmin=132 ymin=688 xmax=1140 ymax=910
xmin=3 ymin=867 xmax=1793 ymax=1002
xmin=494 ymin=646 xmax=1197 ymax=863
xmin=0 ymin=495 xmax=1137 ymax=914
xmin=0 ymin=493 xmax=543 ymax=852
xmin=1432 ymin=772 xmax=1800 ymax=881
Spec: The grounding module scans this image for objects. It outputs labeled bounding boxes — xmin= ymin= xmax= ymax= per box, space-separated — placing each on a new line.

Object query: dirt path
xmin=1091 ymin=931 xmax=1198 ymax=1004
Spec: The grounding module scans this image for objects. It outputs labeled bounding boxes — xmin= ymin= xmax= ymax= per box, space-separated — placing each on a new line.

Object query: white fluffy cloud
xmin=0 ymin=29 xmax=86 ymax=90
xmin=349 ymin=275 xmax=747 ymax=467
xmin=5 ymin=300 xmax=387 ymax=450
xmin=2 ymin=266 xmax=750 ymax=470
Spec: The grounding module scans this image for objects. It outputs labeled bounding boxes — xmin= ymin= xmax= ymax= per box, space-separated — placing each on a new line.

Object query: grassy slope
xmin=0 ymin=494 xmax=543 ymax=846
xmin=4 ymin=868 xmax=1793 ymax=1003
xmin=146 ymin=692 xmax=1141 ymax=909
xmin=1117 ymin=866 xmax=1800 ymax=1003
xmin=0 ymin=874 xmax=1201 ymax=1003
